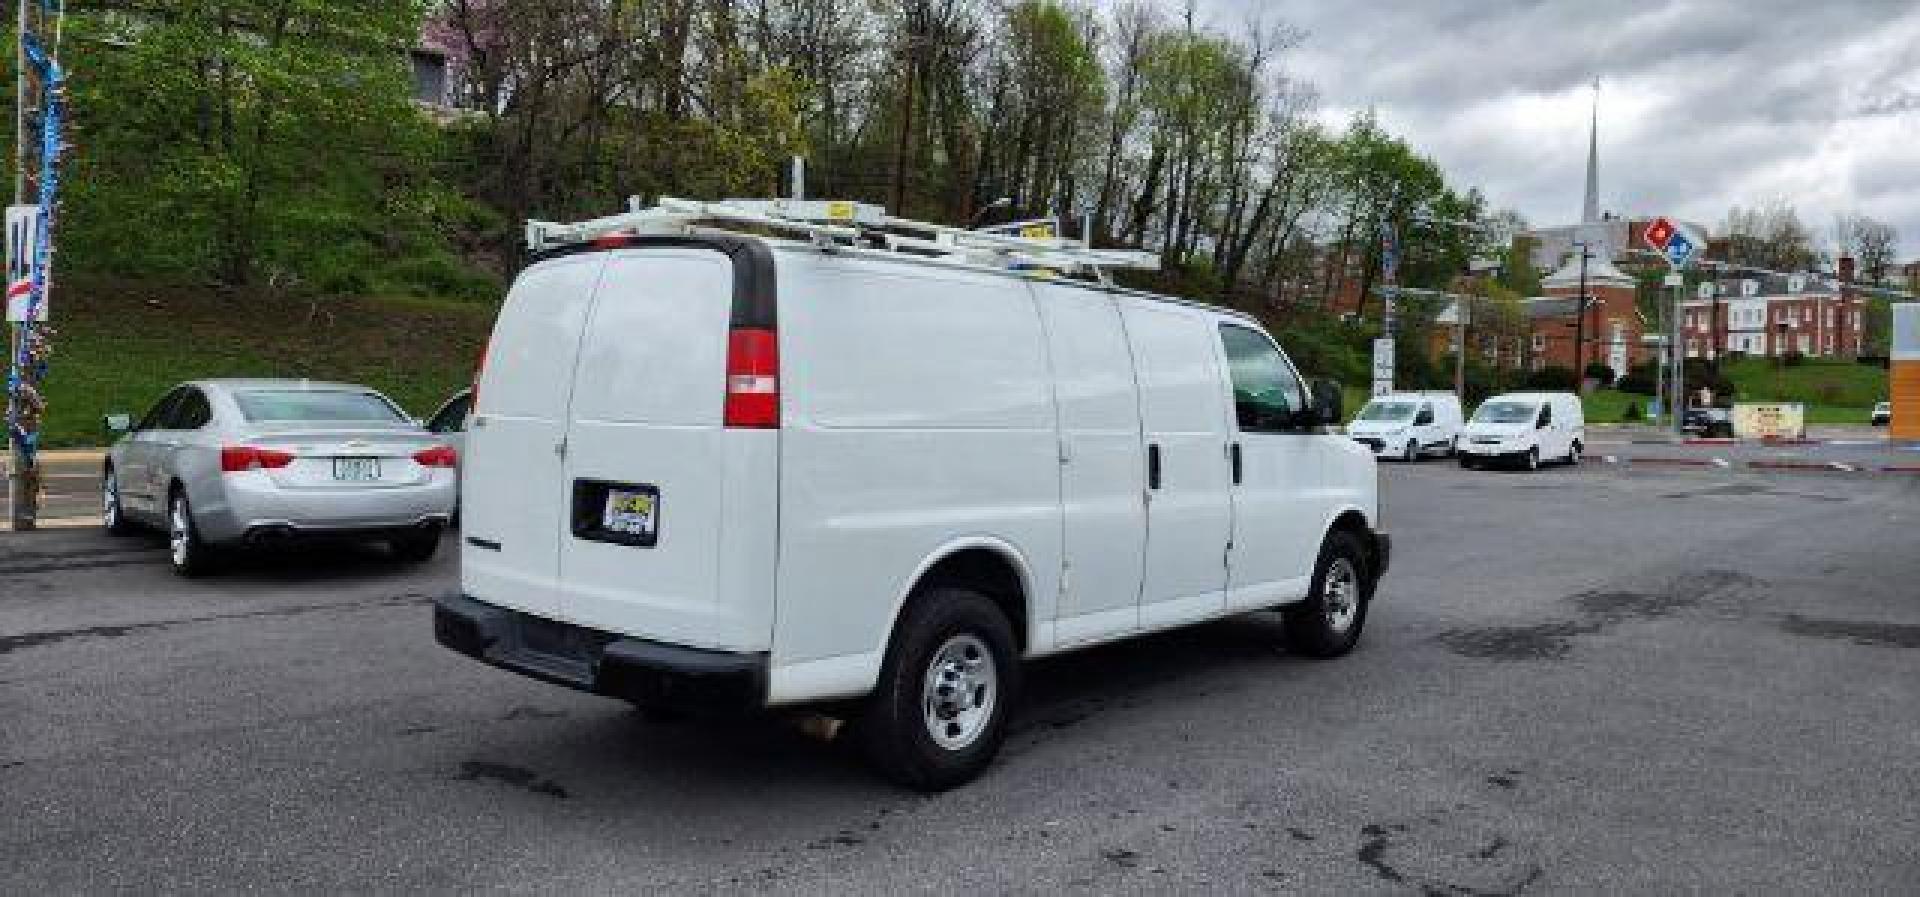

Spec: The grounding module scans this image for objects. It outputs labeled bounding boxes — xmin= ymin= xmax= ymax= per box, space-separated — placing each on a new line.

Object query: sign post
xmin=1373 ymin=222 xmax=1400 ymax=397
xmin=1642 ymin=215 xmax=1698 ymax=438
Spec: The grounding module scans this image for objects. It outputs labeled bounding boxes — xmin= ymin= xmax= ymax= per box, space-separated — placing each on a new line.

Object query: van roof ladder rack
xmin=526 ymin=197 xmax=1161 ymax=282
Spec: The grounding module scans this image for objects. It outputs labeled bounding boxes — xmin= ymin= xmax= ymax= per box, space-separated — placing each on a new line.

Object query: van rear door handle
xmin=1230 ymin=442 xmax=1242 ymax=485
xmin=1147 ymin=444 xmax=1162 ymax=490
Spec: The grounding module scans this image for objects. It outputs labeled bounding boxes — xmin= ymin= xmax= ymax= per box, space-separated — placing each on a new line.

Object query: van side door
xmin=1033 ymin=283 xmax=1146 ymax=645
xmin=1118 ymin=300 xmax=1232 ymax=629
xmin=1217 ymin=324 xmax=1324 ymax=609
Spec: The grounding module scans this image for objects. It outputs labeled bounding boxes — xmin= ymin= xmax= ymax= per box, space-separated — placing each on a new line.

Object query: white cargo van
xmin=434 ymin=199 xmax=1390 ymax=790
xmin=1346 ymin=391 xmax=1464 ymax=461
xmin=1458 ymin=392 xmax=1585 ymax=471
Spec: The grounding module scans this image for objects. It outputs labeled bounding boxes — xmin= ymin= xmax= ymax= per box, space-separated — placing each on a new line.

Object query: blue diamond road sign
xmin=1664 ymin=230 xmax=1696 ymax=269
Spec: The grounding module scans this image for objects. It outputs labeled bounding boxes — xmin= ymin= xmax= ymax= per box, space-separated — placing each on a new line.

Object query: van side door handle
xmin=1147 ymin=443 xmax=1162 ymax=490
xmin=1230 ymin=442 xmax=1242 ymax=485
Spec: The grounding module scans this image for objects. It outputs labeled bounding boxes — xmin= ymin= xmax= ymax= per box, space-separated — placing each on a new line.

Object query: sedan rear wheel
xmin=167 ymin=490 xmax=219 ymax=577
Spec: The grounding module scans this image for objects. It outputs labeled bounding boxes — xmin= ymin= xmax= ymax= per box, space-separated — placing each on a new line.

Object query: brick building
xmin=1525 ymin=252 xmax=1648 ymax=375
xmin=1677 ymin=271 xmax=1866 ymax=359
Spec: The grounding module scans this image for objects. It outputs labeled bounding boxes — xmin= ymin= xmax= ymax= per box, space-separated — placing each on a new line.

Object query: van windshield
xmin=1356 ymin=401 xmax=1417 ymax=422
xmin=1474 ymin=401 xmax=1538 ymax=424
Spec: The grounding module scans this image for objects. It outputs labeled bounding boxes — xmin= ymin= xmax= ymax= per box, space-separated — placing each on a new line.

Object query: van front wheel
xmin=858 ymin=587 xmax=1020 ymax=792
xmin=1284 ymin=531 xmax=1371 ymax=658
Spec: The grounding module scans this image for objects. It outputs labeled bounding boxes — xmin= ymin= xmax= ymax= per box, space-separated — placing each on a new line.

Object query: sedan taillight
xmin=413 ymin=445 xmax=458 ymax=468
xmin=221 ymin=446 xmax=295 ymax=472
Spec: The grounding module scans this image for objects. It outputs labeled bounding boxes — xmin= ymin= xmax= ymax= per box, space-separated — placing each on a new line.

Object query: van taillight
xmin=221 ymin=446 xmax=295 ymax=473
xmin=471 ymin=338 xmax=490 ymax=408
xmin=724 ymin=327 xmax=779 ymax=428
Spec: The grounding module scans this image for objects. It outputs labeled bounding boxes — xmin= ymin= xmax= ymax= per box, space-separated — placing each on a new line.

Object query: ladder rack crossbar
xmin=526 ymin=197 xmax=1160 ymax=277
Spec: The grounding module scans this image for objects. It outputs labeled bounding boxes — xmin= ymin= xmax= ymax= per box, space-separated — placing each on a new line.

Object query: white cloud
xmin=1190 ymin=0 xmax=1920 ymax=261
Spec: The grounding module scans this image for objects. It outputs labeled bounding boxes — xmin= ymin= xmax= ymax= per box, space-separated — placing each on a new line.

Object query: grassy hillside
xmin=1718 ymin=357 xmax=1886 ymax=413
xmin=37 ymin=279 xmax=494 ymax=447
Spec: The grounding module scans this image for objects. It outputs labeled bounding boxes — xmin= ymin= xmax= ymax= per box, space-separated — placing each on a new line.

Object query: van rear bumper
xmin=433 ymin=593 xmax=768 ymax=712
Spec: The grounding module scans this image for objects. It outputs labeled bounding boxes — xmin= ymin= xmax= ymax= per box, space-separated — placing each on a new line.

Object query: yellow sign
xmin=825 ymin=201 xmax=855 ymax=222
xmin=1019 ymin=224 xmax=1054 ymax=239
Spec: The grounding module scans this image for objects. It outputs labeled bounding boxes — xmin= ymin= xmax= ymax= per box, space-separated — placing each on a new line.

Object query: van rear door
xmin=555 ymin=248 xmax=752 ymax=650
xmin=463 ymin=254 xmax=607 ymax=619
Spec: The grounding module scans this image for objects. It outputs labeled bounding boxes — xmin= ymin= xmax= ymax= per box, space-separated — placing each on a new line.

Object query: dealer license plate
xmin=333 ymin=457 xmax=381 ymax=481
xmin=602 ymin=488 xmax=658 ymax=538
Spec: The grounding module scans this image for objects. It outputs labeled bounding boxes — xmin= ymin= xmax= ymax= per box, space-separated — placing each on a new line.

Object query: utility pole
xmin=1453 ymin=295 xmax=1469 ymax=399
xmin=1571 ymin=241 xmax=1592 ymax=387
xmin=8 ymin=0 xmax=30 ymax=530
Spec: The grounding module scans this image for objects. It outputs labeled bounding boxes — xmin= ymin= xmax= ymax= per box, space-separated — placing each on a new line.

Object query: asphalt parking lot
xmin=3 ymin=459 xmax=1917 ymax=893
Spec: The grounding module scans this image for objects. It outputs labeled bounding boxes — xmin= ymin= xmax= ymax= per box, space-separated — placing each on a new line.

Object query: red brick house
xmin=1678 ymin=271 xmax=1866 ymax=360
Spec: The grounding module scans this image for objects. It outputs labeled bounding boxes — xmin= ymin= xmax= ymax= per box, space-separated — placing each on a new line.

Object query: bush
xmin=1617 ymin=360 xmax=1659 ymax=396
xmin=1624 ymin=400 xmax=1643 ymax=421
xmin=1584 ymin=362 xmax=1617 ymax=386
xmin=1783 ymin=351 xmax=1807 ymax=367
xmin=1524 ymin=365 xmax=1578 ymax=391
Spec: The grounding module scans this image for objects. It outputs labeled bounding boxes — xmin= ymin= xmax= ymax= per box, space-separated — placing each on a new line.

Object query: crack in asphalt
xmin=0 ymin=592 xmax=433 ymax=655
xmin=1779 ymin=614 xmax=1920 ymax=649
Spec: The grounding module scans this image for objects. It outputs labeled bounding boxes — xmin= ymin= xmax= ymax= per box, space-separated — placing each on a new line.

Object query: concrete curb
xmin=1623 ymin=456 xmax=1728 ymax=467
xmin=0 ymin=516 xmax=99 ymax=532
xmin=1746 ymin=460 xmax=1853 ymax=472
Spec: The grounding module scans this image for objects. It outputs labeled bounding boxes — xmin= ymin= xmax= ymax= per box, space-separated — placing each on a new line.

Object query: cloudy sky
xmin=1199 ymin=0 xmax=1920 ymax=261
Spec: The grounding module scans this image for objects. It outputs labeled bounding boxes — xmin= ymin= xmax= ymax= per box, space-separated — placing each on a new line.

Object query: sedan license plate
xmin=333 ymin=457 xmax=381 ymax=481
xmin=602 ymin=488 xmax=658 ymax=539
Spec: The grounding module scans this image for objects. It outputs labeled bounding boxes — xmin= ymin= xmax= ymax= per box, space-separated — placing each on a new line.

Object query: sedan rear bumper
xmin=197 ymin=471 xmax=457 ymax=543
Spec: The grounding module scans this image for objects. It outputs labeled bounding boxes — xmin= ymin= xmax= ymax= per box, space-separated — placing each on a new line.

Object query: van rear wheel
xmin=857 ymin=586 xmax=1019 ymax=792
xmin=1284 ymin=530 xmax=1371 ymax=658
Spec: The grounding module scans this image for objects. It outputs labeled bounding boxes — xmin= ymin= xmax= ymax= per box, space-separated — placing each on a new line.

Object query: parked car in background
xmin=426 ymin=387 xmax=472 ymax=451
xmin=1346 ymin=391 xmax=1463 ymax=461
xmin=1872 ymin=401 xmax=1891 ymax=427
xmin=1458 ymin=392 xmax=1585 ymax=471
xmin=1682 ymin=406 xmax=1735 ymax=438
xmin=103 ymin=379 xmax=458 ymax=575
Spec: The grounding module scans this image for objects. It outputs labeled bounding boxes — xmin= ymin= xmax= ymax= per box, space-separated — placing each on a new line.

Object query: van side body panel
xmin=768 ymin=251 xmax=1063 ymax=702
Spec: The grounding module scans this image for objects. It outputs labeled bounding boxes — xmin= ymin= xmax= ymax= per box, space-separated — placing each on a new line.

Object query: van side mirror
xmin=103 ymin=413 xmax=133 ymax=435
xmin=1306 ymin=380 xmax=1343 ymax=428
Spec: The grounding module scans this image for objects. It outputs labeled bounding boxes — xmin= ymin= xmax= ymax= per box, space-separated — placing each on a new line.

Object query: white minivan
xmin=433 ymin=199 xmax=1390 ymax=790
xmin=1346 ymin=391 xmax=1464 ymax=461
xmin=1458 ymin=392 xmax=1586 ymax=471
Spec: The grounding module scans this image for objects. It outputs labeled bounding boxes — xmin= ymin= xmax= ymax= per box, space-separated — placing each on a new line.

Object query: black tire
xmin=166 ymin=488 xmax=220 ymax=577
xmin=390 ymin=527 xmax=443 ymax=563
xmin=1566 ymin=440 xmax=1583 ymax=466
xmin=1284 ymin=530 xmax=1372 ymax=658
xmin=1400 ymin=439 xmax=1417 ymax=463
xmin=103 ymin=466 xmax=138 ymax=536
xmin=1459 ymin=454 xmax=1477 ymax=470
xmin=857 ymin=586 xmax=1020 ymax=792
xmin=1523 ymin=447 xmax=1540 ymax=472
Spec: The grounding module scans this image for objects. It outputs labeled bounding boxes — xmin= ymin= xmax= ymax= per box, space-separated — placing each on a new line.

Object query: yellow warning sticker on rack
xmin=826 ymin=201 xmax=855 ymax=222
xmin=1020 ymin=224 xmax=1054 ymax=239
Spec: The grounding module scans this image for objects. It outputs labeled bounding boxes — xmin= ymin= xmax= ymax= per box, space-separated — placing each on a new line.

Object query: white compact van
xmin=434 ymin=199 xmax=1390 ymax=790
xmin=1346 ymin=391 xmax=1464 ymax=461
xmin=1458 ymin=392 xmax=1586 ymax=470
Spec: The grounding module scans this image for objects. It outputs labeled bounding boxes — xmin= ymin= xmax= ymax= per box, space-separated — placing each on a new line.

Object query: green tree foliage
xmin=59 ymin=2 xmax=454 ymax=293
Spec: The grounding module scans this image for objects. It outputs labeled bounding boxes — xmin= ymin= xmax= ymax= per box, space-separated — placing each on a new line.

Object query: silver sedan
xmin=103 ymin=379 xmax=457 ymax=575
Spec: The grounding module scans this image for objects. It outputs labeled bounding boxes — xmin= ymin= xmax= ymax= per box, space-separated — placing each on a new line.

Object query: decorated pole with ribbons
xmin=7 ymin=20 xmax=66 ymax=530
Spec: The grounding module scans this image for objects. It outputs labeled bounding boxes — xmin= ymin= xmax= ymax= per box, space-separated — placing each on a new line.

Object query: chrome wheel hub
xmin=1322 ymin=558 xmax=1360 ymax=632
xmin=169 ymin=500 xmax=189 ymax=567
xmin=922 ymin=634 xmax=997 ymax=751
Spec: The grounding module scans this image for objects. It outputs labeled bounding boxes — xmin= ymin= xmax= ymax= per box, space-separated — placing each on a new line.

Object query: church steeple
xmin=1582 ymin=79 xmax=1601 ymax=224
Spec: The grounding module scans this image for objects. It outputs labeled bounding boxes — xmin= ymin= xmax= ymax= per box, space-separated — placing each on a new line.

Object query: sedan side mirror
xmin=103 ymin=413 xmax=133 ymax=435
xmin=1306 ymin=379 xmax=1343 ymax=428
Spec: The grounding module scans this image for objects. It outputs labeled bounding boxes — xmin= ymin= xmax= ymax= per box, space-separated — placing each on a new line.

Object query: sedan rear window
xmin=234 ymin=389 xmax=404 ymax=424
